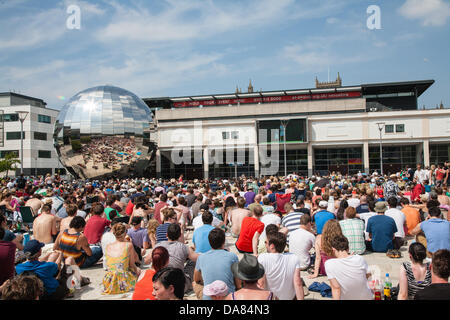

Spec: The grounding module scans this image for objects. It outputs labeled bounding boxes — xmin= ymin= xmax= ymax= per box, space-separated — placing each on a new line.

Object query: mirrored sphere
xmin=54 ymin=85 xmax=154 ymax=179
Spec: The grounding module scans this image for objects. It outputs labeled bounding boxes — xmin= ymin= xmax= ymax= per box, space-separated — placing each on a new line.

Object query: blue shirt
xmin=421 ymin=219 xmax=450 ymax=253
xmin=195 ymin=249 xmax=239 ymax=300
xmin=366 ymin=215 xmax=397 ymax=252
xmin=313 ymin=210 xmax=335 ymax=235
xmin=192 ymin=224 xmax=215 ymax=253
xmin=16 ymin=260 xmax=59 ymax=294
xmin=156 ymin=223 xmax=170 ymax=243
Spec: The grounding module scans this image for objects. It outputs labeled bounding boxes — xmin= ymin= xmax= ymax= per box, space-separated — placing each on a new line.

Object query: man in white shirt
xmin=384 ymin=197 xmax=406 ymax=250
xmin=192 ymin=204 xmax=223 ymax=230
xmin=325 ymin=235 xmax=373 ymax=300
xmin=258 ymin=232 xmax=304 ymax=300
xmin=289 ymin=214 xmax=315 ymax=270
xmin=414 ymin=163 xmax=429 ymax=185
xmin=260 ymin=210 xmax=281 ymax=239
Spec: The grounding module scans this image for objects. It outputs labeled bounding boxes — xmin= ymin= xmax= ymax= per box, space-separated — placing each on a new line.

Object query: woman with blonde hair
xmin=309 ymin=219 xmax=344 ymax=279
xmin=147 ymin=219 xmax=160 ymax=249
xmin=102 ymin=223 xmax=140 ymax=295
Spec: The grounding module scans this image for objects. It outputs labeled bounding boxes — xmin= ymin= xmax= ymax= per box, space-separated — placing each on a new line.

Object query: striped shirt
xmin=59 ymin=230 xmax=86 ymax=267
xmin=156 ymin=223 xmax=170 ymax=243
xmin=339 ymin=219 xmax=366 ymax=255
xmin=403 ymin=262 xmax=432 ymax=299
xmin=281 ymin=212 xmax=304 ymax=243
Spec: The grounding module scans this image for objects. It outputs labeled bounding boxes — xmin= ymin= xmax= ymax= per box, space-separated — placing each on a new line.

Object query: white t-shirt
xmin=192 ymin=214 xmax=222 ymax=230
xmin=347 ymin=198 xmax=360 ymax=208
xmin=288 ymin=228 xmax=316 ymax=269
xmin=358 ymin=212 xmax=377 ymax=240
xmin=258 ymin=252 xmax=301 ymax=300
xmin=385 ymin=208 xmax=406 ymax=238
xmin=260 ymin=213 xmax=281 ymax=238
xmin=325 ymin=254 xmax=373 ymax=300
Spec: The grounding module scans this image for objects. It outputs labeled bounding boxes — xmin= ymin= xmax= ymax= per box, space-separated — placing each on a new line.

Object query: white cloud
xmin=398 ymin=0 xmax=450 ymax=26
xmin=0 ymin=7 xmax=66 ymax=50
xmin=326 ymin=17 xmax=339 ymax=24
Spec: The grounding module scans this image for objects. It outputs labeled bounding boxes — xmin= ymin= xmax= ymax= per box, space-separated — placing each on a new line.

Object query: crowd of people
xmin=79 ymin=136 xmax=141 ymax=170
xmin=0 ymin=161 xmax=449 ymax=300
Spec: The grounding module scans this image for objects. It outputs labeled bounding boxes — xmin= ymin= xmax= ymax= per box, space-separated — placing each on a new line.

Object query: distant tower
xmin=315 ymin=73 xmax=342 ymax=88
xmin=440 ymin=101 xmax=444 ymax=109
xmin=248 ymin=79 xmax=254 ymax=93
xmin=235 ymin=85 xmax=241 ymax=94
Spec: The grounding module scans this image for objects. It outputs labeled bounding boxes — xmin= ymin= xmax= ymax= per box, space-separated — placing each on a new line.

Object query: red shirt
xmin=84 ymin=215 xmax=111 ymax=244
xmin=236 ymin=216 xmax=265 ymax=253
xmin=153 ymin=201 xmax=167 ymax=224
xmin=125 ymin=200 xmax=134 ymax=216
xmin=276 ymin=193 xmax=291 ymax=214
xmin=436 ymin=169 xmax=445 ymax=181
xmin=0 ymin=241 xmax=16 ymax=286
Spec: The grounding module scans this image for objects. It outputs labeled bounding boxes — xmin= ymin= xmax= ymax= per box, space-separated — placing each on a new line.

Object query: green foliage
xmin=0 ymin=152 xmax=20 ymax=176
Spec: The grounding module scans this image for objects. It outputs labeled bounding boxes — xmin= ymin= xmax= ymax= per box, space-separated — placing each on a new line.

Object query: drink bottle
xmin=383 ymin=273 xmax=392 ymax=300
xmin=374 ymin=280 xmax=382 ymax=300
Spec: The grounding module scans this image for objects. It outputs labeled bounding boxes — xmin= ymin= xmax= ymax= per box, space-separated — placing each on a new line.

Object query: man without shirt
xmin=33 ymin=204 xmax=58 ymax=244
xmin=25 ymin=194 xmax=43 ymax=216
xmin=229 ymin=197 xmax=251 ymax=238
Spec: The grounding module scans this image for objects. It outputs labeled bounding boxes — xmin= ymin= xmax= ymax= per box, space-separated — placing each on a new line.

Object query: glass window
xmin=0 ymin=150 xmax=19 ymax=158
xmin=38 ymin=114 xmax=51 ymax=123
xmin=38 ymin=150 xmax=52 ymax=158
xmin=396 ymin=124 xmax=405 ymax=133
xmin=231 ymin=131 xmax=239 ymax=139
xmin=0 ymin=114 xmax=19 ymax=122
xmin=33 ymin=132 xmax=47 ymax=140
xmin=6 ymin=132 xmax=25 ymax=140
xmin=385 ymin=124 xmax=394 ymax=133
xmin=222 ymin=132 xmax=230 ymax=140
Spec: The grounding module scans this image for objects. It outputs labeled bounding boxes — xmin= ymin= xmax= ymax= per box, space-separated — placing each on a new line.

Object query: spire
xmin=440 ymin=100 xmax=444 ymax=109
xmin=248 ymin=79 xmax=254 ymax=93
xmin=235 ymin=85 xmax=240 ymax=94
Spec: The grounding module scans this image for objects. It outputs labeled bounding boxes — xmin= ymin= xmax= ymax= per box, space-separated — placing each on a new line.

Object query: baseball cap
xmin=319 ymin=200 xmax=328 ymax=208
xmin=23 ymin=240 xmax=45 ymax=257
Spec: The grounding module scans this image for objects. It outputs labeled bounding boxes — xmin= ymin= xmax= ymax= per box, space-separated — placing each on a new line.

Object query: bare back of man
xmin=230 ymin=208 xmax=251 ymax=236
xmin=25 ymin=198 xmax=43 ymax=216
xmin=33 ymin=213 xmax=57 ymax=244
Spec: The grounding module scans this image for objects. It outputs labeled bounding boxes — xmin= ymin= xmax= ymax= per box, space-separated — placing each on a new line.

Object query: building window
xmin=231 ymin=131 xmax=239 ymax=139
xmin=222 ymin=132 xmax=230 ymax=140
xmin=38 ymin=150 xmax=52 ymax=158
xmin=34 ymin=132 xmax=47 ymax=141
xmin=6 ymin=132 xmax=25 ymax=140
xmin=385 ymin=125 xmax=394 ymax=133
xmin=396 ymin=124 xmax=405 ymax=133
xmin=38 ymin=114 xmax=51 ymax=124
xmin=0 ymin=114 xmax=19 ymax=122
xmin=0 ymin=150 xmax=19 ymax=158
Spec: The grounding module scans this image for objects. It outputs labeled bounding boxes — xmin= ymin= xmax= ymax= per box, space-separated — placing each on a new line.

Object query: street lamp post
xmin=16 ymin=111 xmax=29 ymax=176
xmin=376 ymin=122 xmax=385 ymax=176
xmin=281 ymin=119 xmax=289 ymax=177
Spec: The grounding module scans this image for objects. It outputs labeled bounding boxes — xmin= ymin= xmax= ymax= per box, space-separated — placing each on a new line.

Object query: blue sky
xmin=0 ymin=0 xmax=449 ymax=110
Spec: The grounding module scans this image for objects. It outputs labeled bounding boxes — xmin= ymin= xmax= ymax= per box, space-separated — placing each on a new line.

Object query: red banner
xmin=348 ymin=158 xmax=363 ymax=165
xmin=173 ymin=91 xmax=361 ymax=108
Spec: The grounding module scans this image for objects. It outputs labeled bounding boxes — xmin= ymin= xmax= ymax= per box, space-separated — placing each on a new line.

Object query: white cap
xmin=319 ymin=200 xmax=328 ymax=208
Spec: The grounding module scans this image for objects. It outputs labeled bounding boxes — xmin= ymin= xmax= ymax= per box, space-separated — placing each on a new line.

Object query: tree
xmin=0 ymin=152 xmax=20 ymax=177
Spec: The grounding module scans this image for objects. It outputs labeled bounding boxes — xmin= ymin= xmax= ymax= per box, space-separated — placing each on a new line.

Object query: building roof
xmin=0 ymin=92 xmax=47 ymax=107
xmin=143 ymin=79 xmax=434 ymax=109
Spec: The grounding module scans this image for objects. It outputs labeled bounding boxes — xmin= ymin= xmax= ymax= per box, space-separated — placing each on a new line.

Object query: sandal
xmin=80 ymin=276 xmax=91 ymax=287
xmin=386 ymin=250 xmax=396 ymax=258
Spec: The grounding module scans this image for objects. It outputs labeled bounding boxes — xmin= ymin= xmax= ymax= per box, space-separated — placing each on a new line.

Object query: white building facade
xmin=0 ymin=93 xmax=60 ymax=177
xmin=148 ymin=79 xmax=450 ymax=179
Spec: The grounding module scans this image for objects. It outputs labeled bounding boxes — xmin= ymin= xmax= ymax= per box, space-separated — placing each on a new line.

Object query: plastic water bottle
xmin=383 ymin=273 xmax=392 ymax=300
xmin=374 ymin=280 xmax=382 ymax=300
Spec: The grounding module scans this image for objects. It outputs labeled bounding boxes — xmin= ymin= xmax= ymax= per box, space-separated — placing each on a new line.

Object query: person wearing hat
xmin=225 ymin=254 xmax=273 ymax=300
xmin=365 ymin=201 xmax=398 ymax=253
xmin=384 ymin=174 xmax=401 ymax=202
xmin=15 ymin=240 xmax=69 ymax=300
xmin=203 ymin=280 xmax=229 ymax=300
xmin=312 ymin=200 xmax=335 ymax=235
